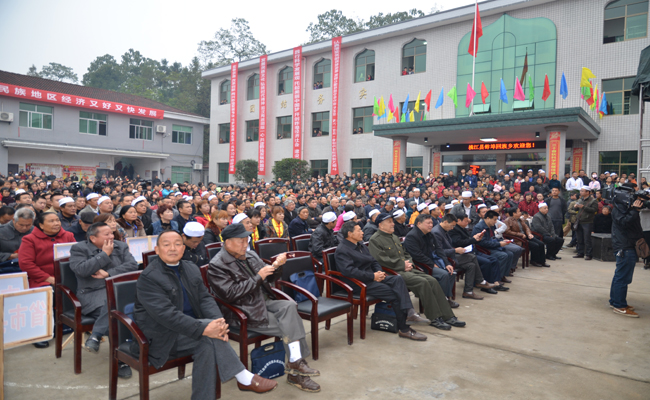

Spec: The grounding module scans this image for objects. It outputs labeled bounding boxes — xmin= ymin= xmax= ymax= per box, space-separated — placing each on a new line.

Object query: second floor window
xmin=402 ymin=39 xmax=427 ymax=75
xmin=313 ymin=59 xmax=331 ymax=89
xmin=279 ymin=67 xmax=293 ymax=95
xmin=247 ymin=74 xmax=259 ymax=100
xmin=79 ymin=111 xmax=107 ymax=135
xmin=219 ymin=123 xmax=230 ymax=143
xmin=246 ymin=120 xmax=259 ymax=142
xmin=277 ymin=116 xmax=291 ymax=139
xmin=604 ymin=0 xmax=648 ymax=43
xmin=355 ymin=49 xmax=375 ymax=83
xmin=129 ymin=118 xmax=153 ymax=140
xmin=352 ymin=107 xmax=373 ymax=134
xmin=220 ymin=80 xmax=230 ymax=105
xmin=172 ymin=125 xmax=192 ymax=144
xmin=602 ymin=76 xmax=640 ymax=115
xmin=19 ymin=102 xmax=52 ymax=130
xmin=312 ymin=112 xmax=330 ymax=137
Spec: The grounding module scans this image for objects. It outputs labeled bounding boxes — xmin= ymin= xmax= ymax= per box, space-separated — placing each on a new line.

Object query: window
xmin=279 ymin=67 xmax=293 ymax=95
xmin=19 ymin=103 xmax=52 ymax=129
xmin=402 ymin=39 xmax=427 ymax=75
xmin=602 ymin=77 xmax=640 ymax=115
xmin=171 ymin=166 xmax=192 ymax=184
xmin=247 ymin=74 xmax=259 ymax=100
xmin=406 ymin=157 xmax=423 ymax=175
xmin=218 ymin=163 xmax=229 ymax=183
xmin=220 ymin=80 xmax=230 ymax=105
xmin=604 ymin=0 xmax=648 ymax=43
xmin=311 ymin=160 xmax=329 ymax=178
xmin=276 ymin=116 xmax=291 ymax=139
xmin=355 ymin=49 xmax=375 ymax=83
xmin=351 ymin=158 xmax=372 ymax=176
xmin=399 ymin=100 xmax=427 ymax=122
xmin=129 ymin=118 xmax=153 ymax=140
xmin=599 ymin=151 xmax=637 ymax=175
xmin=312 ymin=112 xmax=330 ymax=137
xmin=313 ymin=59 xmax=331 ymax=89
xmin=79 ymin=111 xmax=106 ymax=135
xmin=352 ymin=107 xmax=373 ymax=134
xmin=218 ymin=123 xmax=230 ymax=143
xmin=246 ymin=120 xmax=259 ymax=142
xmin=172 ymin=125 xmax=192 ymax=144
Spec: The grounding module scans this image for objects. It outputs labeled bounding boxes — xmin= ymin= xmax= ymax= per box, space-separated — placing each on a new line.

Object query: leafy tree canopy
xmin=27 ymin=62 xmax=79 ymax=84
xmin=234 ymin=159 xmax=259 ymax=183
xmin=272 ymin=158 xmax=312 ymax=182
xmin=197 ymin=18 xmax=268 ymax=67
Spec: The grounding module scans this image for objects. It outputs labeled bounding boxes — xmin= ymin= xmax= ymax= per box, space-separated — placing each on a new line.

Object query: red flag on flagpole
xmin=481 ymin=82 xmax=489 ymax=104
xmin=424 ymin=90 xmax=432 ymax=111
xmin=542 ymin=74 xmax=551 ymax=101
xmin=468 ymin=2 xmax=483 ymax=57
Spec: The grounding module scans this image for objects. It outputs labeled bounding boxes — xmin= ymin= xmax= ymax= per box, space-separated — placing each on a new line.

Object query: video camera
xmin=612 ymin=185 xmax=650 ymax=209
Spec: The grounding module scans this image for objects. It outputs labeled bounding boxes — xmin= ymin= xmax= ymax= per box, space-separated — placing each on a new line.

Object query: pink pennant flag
xmin=465 ymin=83 xmax=476 ymax=108
xmin=388 ymin=95 xmax=394 ymax=113
xmin=514 ymin=77 xmax=525 ymax=101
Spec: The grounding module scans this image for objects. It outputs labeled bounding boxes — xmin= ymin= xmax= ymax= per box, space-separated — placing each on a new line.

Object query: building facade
xmin=0 ymin=71 xmax=209 ymax=183
xmin=203 ymin=0 xmax=650 ymax=183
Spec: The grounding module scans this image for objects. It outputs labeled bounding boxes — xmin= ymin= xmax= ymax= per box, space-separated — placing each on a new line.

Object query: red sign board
xmin=292 ymin=47 xmax=302 ymax=160
xmin=0 ymin=82 xmax=164 ymax=119
xmin=330 ymin=37 xmax=342 ymax=175
xmin=229 ymin=63 xmax=238 ymax=174
xmin=572 ymin=148 xmax=583 ymax=173
xmin=258 ymin=55 xmax=267 ymax=175
xmin=432 ymin=152 xmax=441 ymax=176
xmin=548 ymin=132 xmax=561 ymax=178
xmin=393 ymin=140 xmax=401 ymax=174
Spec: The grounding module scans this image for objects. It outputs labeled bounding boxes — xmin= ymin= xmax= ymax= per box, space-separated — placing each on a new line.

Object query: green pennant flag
xmin=447 ymin=86 xmax=458 ymax=108
xmin=400 ymin=112 xmax=406 ymax=122
xmin=423 ymin=112 xmax=427 ymax=121
xmin=528 ymin=75 xmax=534 ymax=101
xmin=373 ymin=96 xmax=379 ymax=115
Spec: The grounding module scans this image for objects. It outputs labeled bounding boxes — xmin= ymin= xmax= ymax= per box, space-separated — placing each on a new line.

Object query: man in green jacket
xmin=368 ymin=214 xmax=465 ymax=331
xmin=573 ymin=186 xmax=599 ymax=260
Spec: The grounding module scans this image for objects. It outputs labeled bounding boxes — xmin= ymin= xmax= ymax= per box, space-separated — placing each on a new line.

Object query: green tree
xmin=365 ymin=9 xmax=426 ymax=29
xmin=234 ymin=159 xmax=259 ymax=183
xmin=305 ymin=10 xmax=364 ymax=44
xmin=272 ymin=158 xmax=312 ymax=182
xmin=197 ymin=18 xmax=268 ymax=67
xmin=82 ymin=54 xmax=123 ymax=91
xmin=26 ymin=62 xmax=78 ymax=83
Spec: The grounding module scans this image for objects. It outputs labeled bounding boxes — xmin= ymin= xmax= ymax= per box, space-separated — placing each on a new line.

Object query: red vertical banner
xmin=292 ymin=47 xmax=302 ymax=159
xmin=432 ymin=152 xmax=441 ymax=177
xmin=393 ymin=140 xmax=401 ymax=174
xmin=258 ymin=55 xmax=267 ymax=175
xmin=548 ymin=132 xmax=561 ymax=178
xmin=330 ymin=37 xmax=342 ymax=175
xmin=572 ymin=148 xmax=583 ymax=173
xmin=228 ymin=63 xmax=238 ymax=174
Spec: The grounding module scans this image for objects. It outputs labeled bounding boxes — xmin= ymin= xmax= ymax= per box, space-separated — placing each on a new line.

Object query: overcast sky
xmin=0 ymin=0 xmax=476 ymax=80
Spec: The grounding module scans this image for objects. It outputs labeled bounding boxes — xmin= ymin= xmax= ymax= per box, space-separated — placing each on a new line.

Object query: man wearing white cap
xmin=571 ymin=186 xmax=598 ymax=260
xmin=451 ymin=191 xmax=479 ymax=231
xmin=531 ymin=203 xmax=564 ymax=261
xmin=309 ymin=212 xmax=338 ymax=263
xmin=98 ymin=196 xmax=114 ymax=214
xmin=411 ymin=188 xmax=422 ymax=205
xmin=396 ymin=197 xmax=407 ymax=215
xmin=428 ymin=204 xmax=441 ymax=225
xmin=182 ymin=221 xmax=209 ymax=267
xmin=133 ymin=196 xmax=153 ymax=235
xmin=82 ymin=193 xmax=100 ymax=214
xmin=363 ymin=209 xmax=381 ymax=241
xmin=392 ymin=209 xmax=409 ymax=237
xmin=409 ymin=202 xmax=428 ymax=225
xmin=58 ymin=197 xmax=80 ymax=230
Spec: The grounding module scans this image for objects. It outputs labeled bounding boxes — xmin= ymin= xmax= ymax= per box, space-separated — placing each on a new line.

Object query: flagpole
xmin=470 ymin=0 xmax=477 ymax=117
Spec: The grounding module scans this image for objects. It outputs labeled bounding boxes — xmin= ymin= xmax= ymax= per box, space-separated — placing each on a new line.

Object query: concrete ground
xmin=5 ymin=245 xmax=650 ymax=400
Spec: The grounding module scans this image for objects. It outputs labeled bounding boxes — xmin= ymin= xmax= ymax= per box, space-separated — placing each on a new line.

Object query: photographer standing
xmin=572 ymin=187 xmax=598 ymax=260
xmin=610 ymin=183 xmax=644 ymax=318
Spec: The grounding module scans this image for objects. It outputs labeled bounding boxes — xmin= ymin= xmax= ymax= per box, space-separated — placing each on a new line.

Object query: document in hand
xmin=464 ymin=245 xmax=473 ymax=253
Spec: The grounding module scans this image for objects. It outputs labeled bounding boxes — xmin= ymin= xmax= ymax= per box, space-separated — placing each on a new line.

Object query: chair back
xmin=255 ymin=238 xmax=290 ymax=261
xmin=322 ymin=247 xmax=338 ymax=273
xmin=199 ymin=265 xmax=210 ymax=289
xmin=290 ymin=234 xmax=311 ymax=252
xmin=205 ymin=242 xmax=222 ymax=259
xmin=273 ymin=251 xmax=320 ymax=298
xmin=142 ymin=250 xmax=157 ymax=269
xmin=54 ymin=258 xmax=75 ymax=314
xmin=106 ymin=271 xmax=141 ymax=346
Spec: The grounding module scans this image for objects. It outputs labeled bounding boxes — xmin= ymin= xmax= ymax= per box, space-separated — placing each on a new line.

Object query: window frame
xmin=399 ymin=100 xmax=428 ymax=122
xmin=311 ymin=112 xmax=330 ymax=137
xmin=351 ymin=158 xmax=372 ymax=177
xmin=276 ymin=116 xmax=292 ymax=139
xmin=278 ymin=67 xmax=293 ymax=95
xmin=352 ymin=106 xmax=373 ymax=134
xmin=218 ymin=123 xmax=230 ymax=144
xmin=311 ymin=159 xmax=329 ymax=178
xmin=406 ymin=156 xmax=423 ymax=175
xmin=602 ymin=76 xmax=640 ymax=116
xmin=401 ymin=39 xmax=427 ymax=75
xmin=18 ymin=102 xmax=53 ymax=130
xmin=247 ymin=74 xmax=260 ymax=100
xmin=172 ymin=124 xmax=193 ymax=145
xmin=79 ymin=111 xmax=107 ymax=136
xmin=246 ymin=119 xmax=259 ymax=142
xmin=218 ymin=162 xmax=229 ymax=183
xmin=220 ymin=80 xmax=230 ymax=105
xmin=354 ymin=49 xmax=376 ymax=83
xmin=129 ymin=118 xmax=154 ymax=141
xmin=599 ymin=150 xmax=638 ymax=176
xmin=313 ymin=59 xmax=331 ymax=89
xmin=603 ymin=0 xmax=649 ymax=44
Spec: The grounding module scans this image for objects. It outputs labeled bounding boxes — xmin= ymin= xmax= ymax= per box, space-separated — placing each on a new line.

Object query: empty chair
xmin=254 ymin=238 xmax=290 ymax=264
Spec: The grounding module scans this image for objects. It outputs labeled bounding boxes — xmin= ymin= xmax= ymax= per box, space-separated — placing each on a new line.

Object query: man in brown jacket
xmin=504 ymin=208 xmax=549 ymax=267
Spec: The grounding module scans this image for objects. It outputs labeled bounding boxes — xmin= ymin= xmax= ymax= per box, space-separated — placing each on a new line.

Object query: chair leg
xmin=325 ymin=320 xmax=331 ymax=330
xmin=347 ymin=311 xmax=354 ymax=346
xmin=74 ymin=327 xmax=83 ymax=374
xmin=240 ymin=342 xmax=249 ymax=369
xmin=352 ymin=304 xmax=358 ymax=319
xmin=360 ymin=304 xmax=367 ymax=340
xmin=109 ymin=354 xmax=119 ymax=400
xmin=216 ymin=368 xmax=221 ymax=399
xmin=311 ymin=320 xmax=319 ymax=361
xmin=139 ymin=369 xmax=150 ymax=400
xmin=418 ymin=299 xmax=424 ymax=314
xmin=451 ymin=280 xmax=456 ymax=300
xmin=178 ymin=365 xmax=185 ymax=380
xmin=55 ymin=320 xmax=63 ymax=359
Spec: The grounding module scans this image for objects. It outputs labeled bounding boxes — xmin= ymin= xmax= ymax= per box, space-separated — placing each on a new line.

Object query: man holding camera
xmin=610 ymin=183 xmax=644 ymax=318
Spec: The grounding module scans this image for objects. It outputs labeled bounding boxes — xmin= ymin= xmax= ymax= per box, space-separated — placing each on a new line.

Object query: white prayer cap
xmin=174 ymin=192 xmax=182 ymax=196
xmin=538 ymin=202 xmax=548 ymax=208
xmin=517 ymin=169 xmax=523 ymax=172
xmin=490 ymin=205 xmax=499 ymax=210
xmin=477 ymin=197 xmax=483 ymax=201
xmin=509 ymin=170 xmax=514 ymax=174
xmin=131 ymin=196 xmax=147 ymax=207
xmin=580 ymin=186 xmax=592 ymax=191
xmin=389 ymin=197 xmax=395 ymax=201
xmin=59 ymin=197 xmax=74 ymax=206
xmin=528 ymin=169 xmax=533 ymax=172
xmin=343 ymin=211 xmax=356 ymax=221
xmin=393 ymin=210 xmax=405 ymax=218
xmin=498 ymin=169 xmax=503 ymax=173
xmin=477 ymin=204 xmax=487 ymax=210
xmin=413 ymin=188 xmax=420 ymax=191
xmin=208 ymin=195 xmax=216 ymax=201
xmin=254 ymin=202 xmax=266 ymax=208
xmin=417 ymin=203 xmax=427 ymax=211
xmin=379 ymin=189 xmax=386 ymax=194
xmin=462 ymin=191 xmax=472 ymax=198
xmin=322 ymin=212 xmax=337 ymax=223
xmin=611 ymin=172 xmax=617 ymax=176
xmin=183 ymin=222 xmax=205 ymax=237
xmin=443 ymin=173 xmax=448 ymax=176
xmin=97 ymin=196 xmax=111 ymax=205
xmin=201 ymin=191 xmax=210 ymax=197
xmin=173 ymin=183 xmax=179 ymax=187
xmin=14 ymin=189 xmax=25 ymax=195
xmin=369 ymin=209 xmax=380 ymax=218
xmin=444 ymin=203 xmax=454 ymax=210
xmin=132 ymin=190 xmax=138 ymax=194
xmin=86 ymin=193 xmax=99 ymax=201
xmin=396 ymin=197 xmax=404 ymax=203
xmin=232 ymin=213 xmax=249 ymax=224
xmin=605 ymin=171 xmax=610 ymax=174
xmin=451 ymin=199 xmax=459 ymax=205
xmin=428 ymin=204 xmax=438 ymax=210
xmin=539 ymin=169 xmax=546 ymax=173
xmin=183 ymin=195 xmax=192 ymax=201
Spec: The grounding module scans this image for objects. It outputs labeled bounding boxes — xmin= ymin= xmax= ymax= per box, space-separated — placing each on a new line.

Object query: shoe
xmin=530 ymin=261 xmax=542 ymax=267
xmin=567 ymin=243 xmax=576 ymax=248
xmin=480 ymin=288 xmax=498 ymax=295
xmin=475 ymin=282 xmax=497 ymax=289
xmin=238 ymin=374 xmax=279 ymax=393
xmin=546 ymin=256 xmax=556 ymax=260
xmin=462 ymin=292 xmax=484 ymax=300
xmin=554 ymin=256 xmax=562 ymax=260
xmin=610 ymin=304 xmax=635 ymax=311
xmin=429 ymin=318 xmax=451 ymax=331
xmin=541 ymin=263 xmax=551 ymax=267
xmin=445 ymin=317 xmax=466 ymax=328
xmin=287 ymin=374 xmax=321 ymax=392
xmin=501 ymin=277 xmax=512 ymax=284
xmin=285 ymin=358 xmax=320 ymax=377
xmin=573 ymin=254 xmax=584 ymax=258
xmin=448 ymin=300 xmax=459 ymax=308
xmin=585 ymin=256 xmax=592 ymax=260
xmin=494 ymin=285 xmax=510 ymax=292
xmin=33 ymin=341 xmax=49 ymax=349
xmin=406 ymin=313 xmax=431 ymax=325
xmin=85 ymin=334 xmax=100 ymax=353
xmin=612 ymin=307 xmax=639 ymax=318
xmin=118 ymin=363 xmax=132 ymax=379
xmin=398 ymin=328 xmax=428 ymax=340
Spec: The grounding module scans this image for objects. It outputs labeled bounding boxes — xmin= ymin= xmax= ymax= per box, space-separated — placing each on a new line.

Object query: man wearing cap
xmin=463 ymin=170 xmax=478 ymax=189
xmin=363 ymin=209 xmax=381 ymax=241
xmin=451 ymin=191 xmax=479 ymax=231
xmin=181 ymin=221 xmax=209 ymax=267
xmin=70 ymin=222 xmax=139 ymax=378
xmin=209 ymin=224 xmax=322 ymax=392
xmin=395 ymin=197 xmax=407 ymax=215
xmin=572 ymin=186 xmax=598 ymax=260
xmin=68 ymin=211 xmax=97 ymax=242
xmin=133 ymin=196 xmax=153 ymax=235
xmin=411 ymin=188 xmax=422 ymax=205
xmin=429 ymin=204 xmax=442 ymax=225
xmin=531 ymin=203 xmax=564 ymax=261
xmin=506 ymin=208 xmax=549 ymax=267
xmin=409 ymin=202 xmax=428 ymax=225
xmin=58 ymin=197 xmax=80 ymax=231
xmin=82 ymin=193 xmax=100 ymax=214
xmin=309 ymin=211 xmax=338 ymax=263
xmin=392 ymin=209 xmax=410 ymax=237
xmin=97 ymin=196 xmax=114 ymax=215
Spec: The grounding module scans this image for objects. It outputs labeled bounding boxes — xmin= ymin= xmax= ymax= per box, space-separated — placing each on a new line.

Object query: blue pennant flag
xmin=560 ymin=72 xmax=568 ymax=100
xmin=499 ymin=79 xmax=508 ymax=104
xmin=600 ymin=92 xmax=608 ymax=115
xmin=435 ymin=88 xmax=444 ymax=109
xmin=402 ymin=94 xmax=410 ymax=114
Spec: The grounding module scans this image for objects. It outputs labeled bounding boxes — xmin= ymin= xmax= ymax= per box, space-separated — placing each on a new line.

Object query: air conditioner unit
xmin=156 ymin=125 xmax=166 ymax=134
xmin=193 ymin=164 xmax=202 ymax=170
xmin=0 ymin=112 xmax=13 ymax=122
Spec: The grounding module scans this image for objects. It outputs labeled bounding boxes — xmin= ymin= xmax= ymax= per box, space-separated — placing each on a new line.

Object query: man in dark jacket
xmin=545 ymin=187 xmax=568 ymax=237
xmin=309 ymin=212 xmax=338 ymax=262
xmin=392 ymin=210 xmax=410 ymax=237
xmin=362 ymin=209 xmax=380 ymax=241
xmin=283 ymin=199 xmax=299 ymax=226
xmin=58 ymin=197 xmax=80 ymax=231
xmin=573 ymin=186 xmax=599 ymax=260
xmin=306 ymin=197 xmax=322 ymax=229
xmin=208 ymin=224 xmax=321 ymax=392
xmin=134 ymin=230 xmax=277 ymax=398
xmin=288 ymin=207 xmax=312 ymax=238
xmin=68 ymin=211 xmax=95 ymax=242
xmin=0 ymin=208 xmax=34 ymax=263
xmin=69 ymin=222 xmax=139 ymax=378
xmin=472 ymin=211 xmax=517 ymax=283
xmin=531 ymin=203 xmax=564 ymax=260
xmin=133 ymin=196 xmax=153 ymax=235
xmin=181 ymin=222 xmax=209 ymax=267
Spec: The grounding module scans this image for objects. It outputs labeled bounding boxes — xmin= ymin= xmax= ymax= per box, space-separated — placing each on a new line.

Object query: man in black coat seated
xmin=68 ymin=211 xmax=96 ymax=243
xmin=181 ymin=222 xmax=209 ymax=267
xmin=392 ymin=209 xmax=410 ymax=237
xmin=593 ymin=206 xmax=612 ymax=234
xmin=309 ymin=211 xmax=338 ymax=263
xmin=0 ymin=208 xmax=34 ymax=267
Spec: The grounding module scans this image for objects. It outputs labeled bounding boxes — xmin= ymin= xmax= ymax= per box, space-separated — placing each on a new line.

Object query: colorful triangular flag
xmin=373 ymin=96 xmax=379 ymax=116
xmin=409 ymin=110 xmax=414 ymax=122
xmin=481 ymin=82 xmax=489 ymax=104
xmin=424 ymin=90 xmax=432 ymax=112
xmin=388 ymin=95 xmax=394 ymax=113
xmin=528 ymin=75 xmax=534 ymax=101
xmin=514 ymin=77 xmax=525 ymax=101
xmin=560 ymin=72 xmax=568 ymax=99
xmin=414 ymin=91 xmax=421 ymax=113
xmin=599 ymin=92 xmax=608 ymax=118
xmin=447 ymin=86 xmax=458 ymax=108
xmin=580 ymin=67 xmax=596 ymax=88
xmin=400 ymin=112 xmax=405 ymax=122
xmin=435 ymin=88 xmax=444 ymax=109
xmin=402 ymin=94 xmax=410 ymax=114
xmin=468 ymin=2 xmax=483 ymax=57
xmin=500 ymin=79 xmax=508 ymax=104
xmin=542 ymin=74 xmax=551 ymax=101
xmin=466 ymin=83 xmax=476 ymax=108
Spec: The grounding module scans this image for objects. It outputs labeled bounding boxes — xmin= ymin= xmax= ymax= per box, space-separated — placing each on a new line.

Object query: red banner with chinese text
xmin=292 ymin=47 xmax=302 ymax=159
xmin=258 ymin=55 xmax=267 ymax=175
xmin=393 ymin=140 xmax=401 ymax=174
xmin=0 ymin=82 xmax=164 ymax=119
xmin=572 ymin=148 xmax=583 ymax=173
xmin=229 ymin=63 xmax=238 ymax=174
xmin=548 ymin=132 xmax=561 ymax=178
xmin=432 ymin=152 xmax=441 ymax=177
xmin=330 ymin=37 xmax=342 ymax=175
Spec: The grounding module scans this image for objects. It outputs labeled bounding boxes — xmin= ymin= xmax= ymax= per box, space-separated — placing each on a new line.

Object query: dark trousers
xmin=476 ymin=253 xmax=501 ymax=284
xmin=543 ymin=235 xmax=564 ymax=257
xmin=429 ymin=266 xmax=454 ymax=298
xmin=552 ymin=219 xmax=564 ymax=238
xmin=360 ymin=275 xmax=413 ymax=332
xmin=455 ymin=253 xmax=484 ymax=293
xmin=609 ymin=249 xmax=637 ymax=308
xmin=576 ymin=222 xmax=594 ymax=257
xmin=527 ymin=237 xmax=546 ymax=264
xmin=488 ymin=249 xmax=513 ymax=279
xmin=84 ymin=302 xmax=109 ymax=337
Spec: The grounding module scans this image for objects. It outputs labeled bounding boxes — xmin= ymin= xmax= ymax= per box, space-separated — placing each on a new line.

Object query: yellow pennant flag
xmin=387 ymin=110 xmax=393 ymax=121
xmin=591 ymin=84 xmax=598 ymax=110
xmin=580 ymin=67 xmax=596 ymax=88
xmin=378 ymin=96 xmax=385 ymax=116
xmin=409 ymin=110 xmax=414 ymax=122
xmin=414 ymin=91 xmax=421 ymax=112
